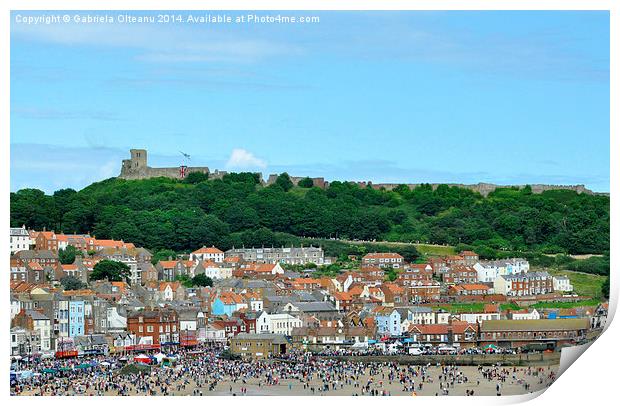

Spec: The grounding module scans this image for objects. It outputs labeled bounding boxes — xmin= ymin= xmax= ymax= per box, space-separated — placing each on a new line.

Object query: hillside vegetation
xmin=11 ymin=173 xmax=609 ymax=263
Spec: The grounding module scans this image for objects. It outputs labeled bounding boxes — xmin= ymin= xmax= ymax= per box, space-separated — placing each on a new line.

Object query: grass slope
xmin=546 ymin=269 xmax=606 ymax=300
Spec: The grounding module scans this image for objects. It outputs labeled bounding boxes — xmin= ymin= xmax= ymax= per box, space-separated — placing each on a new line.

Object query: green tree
xmin=275 ymin=173 xmax=294 ymax=192
xmin=175 ymin=274 xmax=194 ymax=288
xmin=9 ymin=174 xmax=610 ymax=258
xmin=397 ymin=245 xmax=420 ymax=263
xmin=52 ymin=188 xmax=77 ymax=231
xmin=298 ymin=177 xmax=314 ymax=188
xmin=60 ymin=275 xmax=85 ymax=291
xmin=151 ymin=249 xmax=177 ymax=265
xmin=58 ymin=245 xmax=82 ymax=265
xmin=90 ymin=260 xmax=131 ymax=283
xmin=602 ymin=276 xmax=610 ymax=299
xmin=183 ymin=172 xmax=209 ymax=184
xmin=192 ymin=273 xmax=213 ymax=287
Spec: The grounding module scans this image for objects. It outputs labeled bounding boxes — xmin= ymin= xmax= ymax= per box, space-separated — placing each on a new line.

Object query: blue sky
xmin=11 ymin=11 xmax=610 ymax=193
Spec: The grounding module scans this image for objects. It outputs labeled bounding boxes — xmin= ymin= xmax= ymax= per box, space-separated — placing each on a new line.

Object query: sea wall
xmin=315 ymin=352 xmax=560 ymax=366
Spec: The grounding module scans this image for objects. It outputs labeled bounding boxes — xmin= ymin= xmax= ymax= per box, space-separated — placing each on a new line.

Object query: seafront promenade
xmin=316 ymin=352 xmax=561 ymax=367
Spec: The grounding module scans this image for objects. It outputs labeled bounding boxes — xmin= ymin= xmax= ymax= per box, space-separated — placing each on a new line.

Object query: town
xmin=9 ymin=224 xmax=608 ymax=396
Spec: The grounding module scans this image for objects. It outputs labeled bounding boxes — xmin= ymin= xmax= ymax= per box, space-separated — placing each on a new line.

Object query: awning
xmin=153 ymin=353 xmax=166 ymax=362
xmin=134 ymin=354 xmax=151 ymax=363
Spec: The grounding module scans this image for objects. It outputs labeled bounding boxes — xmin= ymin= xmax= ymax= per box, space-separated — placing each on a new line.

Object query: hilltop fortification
xmin=355 ymin=182 xmax=597 ymax=197
xmin=119 ymin=149 xmax=216 ymax=180
xmin=118 ymin=149 xmax=600 ymax=196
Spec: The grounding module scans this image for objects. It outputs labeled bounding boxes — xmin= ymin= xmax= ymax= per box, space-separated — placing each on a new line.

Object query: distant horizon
xmin=11 ymin=11 xmax=610 ymax=194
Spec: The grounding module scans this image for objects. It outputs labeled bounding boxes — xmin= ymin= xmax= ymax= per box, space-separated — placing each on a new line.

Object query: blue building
xmin=211 ymin=298 xmax=226 ymax=316
xmin=375 ymin=307 xmax=402 ymax=337
xmin=69 ymin=300 xmax=85 ymax=337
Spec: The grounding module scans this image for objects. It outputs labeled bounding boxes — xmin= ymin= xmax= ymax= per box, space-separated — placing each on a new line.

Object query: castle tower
xmin=130 ymin=149 xmax=147 ymax=169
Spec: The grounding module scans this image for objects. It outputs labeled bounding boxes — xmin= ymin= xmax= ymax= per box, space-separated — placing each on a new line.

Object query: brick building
xmin=494 ymin=272 xmax=554 ymax=296
xmin=443 ymin=265 xmax=478 ymax=284
xmin=396 ymin=264 xmax=434 ymax=286
xmin=127 ymin=309 xmax=179 ymax=346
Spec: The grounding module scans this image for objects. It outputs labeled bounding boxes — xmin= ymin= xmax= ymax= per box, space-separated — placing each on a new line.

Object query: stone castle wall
xmin=119 ymin=166 xmax=210 ymax=180
xmin=359 ymin=182 xmax=595 ymax=196
xmin=265 ymin=174 xmax=327 ymax=188
xmin=117 ymin=149 xmax=601 ymax=196
xmin=118 ymin=148 xmax=209 ymax=180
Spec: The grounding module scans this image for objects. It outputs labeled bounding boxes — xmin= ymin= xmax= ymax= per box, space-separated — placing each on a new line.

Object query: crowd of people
xmin=10 ymin=345 xmax=557 ymax=396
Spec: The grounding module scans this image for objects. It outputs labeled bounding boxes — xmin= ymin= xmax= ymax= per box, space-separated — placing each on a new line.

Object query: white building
xmin=226 ymin=246 xmax=329 ymax=265
xmin=331 ymin=274 xmax=354 ymax=292
xmin=190 ymin=246 xmax=225 ymax=263
xmin=553 ymin=275 xmax=574 ymax=292
xmin=179 ymin=314 xmax=198 ymax=332
xmin=247 ymin=295 xmax=263 ymax=312
xmin=256 ymin=311 xmax=302 ymax=335
xmin=160 ymin=283 xmax=176 ymax=301
xmin=11 ymin=296 xmax=21 ymax=319
xmin=27 ymin=310 xmax=52 ymax=352
xmin=106 ymin=307 xmax=127 ymax=333
xmin=407 ymin=306 xmax=436 ymax=325
xmin=198 ymin=262 xmax=233 ymax=280
xmin=459 ymin=311 xmax=501 ymax=323
xmin=493 ymin=271 xmax=553 ymax=296
xmin=205 ymin=323 xmax=227 ymax=343
xmin=10 ymin=226 xmax=32 ymax=253
xmin=474 ymin=259 xmax=530 ymax=283
xmin=509 ymin=308 xmax=540 ymax=320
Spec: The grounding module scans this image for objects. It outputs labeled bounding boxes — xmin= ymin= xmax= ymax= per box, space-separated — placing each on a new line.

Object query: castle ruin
xmin=119 ymin=149 xmax=212 ymax=180
xmin=117 ymin=149 xmax=600 ymax=196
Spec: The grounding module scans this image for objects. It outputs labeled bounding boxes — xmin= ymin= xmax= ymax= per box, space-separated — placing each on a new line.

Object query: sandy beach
xmin=15 ymin=360 xmax=557 ymax=397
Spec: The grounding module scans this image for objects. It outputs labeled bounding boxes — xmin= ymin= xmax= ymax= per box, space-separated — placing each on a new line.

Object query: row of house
xmin=9 ymin=229 xmax=591 ymax=360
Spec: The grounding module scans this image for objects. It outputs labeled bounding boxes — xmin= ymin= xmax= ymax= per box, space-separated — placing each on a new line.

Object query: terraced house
xmin=494 ymin=272 xmax=554 ymax=296
xmin=362 ymin=252 xmax=404 ymax=269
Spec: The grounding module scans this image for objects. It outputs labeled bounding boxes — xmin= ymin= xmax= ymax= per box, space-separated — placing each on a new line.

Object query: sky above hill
xmin=10 ymin=11 xmax=610 ymax=193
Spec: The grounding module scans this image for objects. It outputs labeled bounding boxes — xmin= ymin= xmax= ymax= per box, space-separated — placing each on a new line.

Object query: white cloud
xmin=225 ymin=148 xmax=267 ymax=169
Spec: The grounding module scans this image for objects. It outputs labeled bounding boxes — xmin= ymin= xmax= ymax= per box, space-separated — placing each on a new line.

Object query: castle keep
xmin=119 ymin=149 xmax=211 ymax=180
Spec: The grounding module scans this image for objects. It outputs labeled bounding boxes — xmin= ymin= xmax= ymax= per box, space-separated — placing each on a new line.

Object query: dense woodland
xmin=11 ymin=172 xmax=609 ymax=262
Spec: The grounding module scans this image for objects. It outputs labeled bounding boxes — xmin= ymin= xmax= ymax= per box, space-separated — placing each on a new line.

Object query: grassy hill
xmin=546 ymin=269 xmax=607 ymax=300
xmin=10 ymin=174 xmax=609 ymax=262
